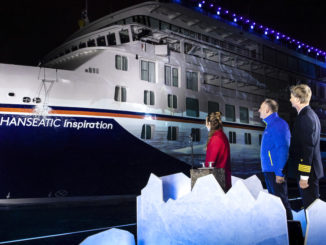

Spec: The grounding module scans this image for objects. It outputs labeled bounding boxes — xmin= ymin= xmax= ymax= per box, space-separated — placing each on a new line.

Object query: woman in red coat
xmin=205 ymin=112 xmax=232 ymax=191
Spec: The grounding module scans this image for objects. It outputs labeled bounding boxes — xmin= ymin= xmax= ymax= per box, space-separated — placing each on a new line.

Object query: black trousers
xmin=264 ymin=172 xmax=293 ymax=220
xmin=297 ymin=170 xmax=320 ymax=209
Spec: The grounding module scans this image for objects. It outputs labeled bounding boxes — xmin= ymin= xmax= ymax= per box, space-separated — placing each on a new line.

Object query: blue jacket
xmin=261 ymin=113 xmax=290 ymax=176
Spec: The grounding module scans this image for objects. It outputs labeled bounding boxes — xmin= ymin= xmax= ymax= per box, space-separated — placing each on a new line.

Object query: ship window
xmin=160 ymin=21 xmax=171 ymax=31
xmin=172 ymin=68 xmax=178 ymax=87
xmin=115 ymin=55 xmax=128 ymax=71
xmin=208 ymin=101 xmax=219 ymax=115
xmin=114 ymin=86 xmax=127 ymax=102
xmin=97 ymin=36 xmax=106 ymax=46
xmin=245 ymin=133 xmax=252 ymax=145
xmin=33 ymin=97 xmax=41 ymax=103
xmin=171 ymin=25 xmax=180 ymax=33
xmin=107 ymin=33 xmax=116 ymax=45
xmin=168 ymin=94 xmax=177 ymax=109
xmin=125 ymin=17 xmax=133 ymax=24
xmin=229 ymin=131 xmax=236 ymax=144
xmin=225 ymin=104 xmax=235 ymax=122
xmin=165 ymin=66 xmax=178 ymax=87
xmin=87 ymin=39 xmax=96 ymax=47
xmin=259 ymin=134 xmax=262 ymax=145
xmin=119 ymin=29 xmax=130 ymax=44
xmin=186 ymin=71 xmax=198 ymax=91
xmin=141 ymin=124 xmax=152 ymax=140
xmin=149 ymin=17 xmax=159 ymax=29
xmin=191 ymin=128 xmax=201 ymax=142
xmin=144 ymin=90 xmax=155 ymax=105
xmin=186 ymin=97 xmax=199 ymax=117
xmin=141 ymin=60 xmax=155 ymax=83
xmin=167 ymin=126 xmax=178 ymax=141
xmin=23 ymin=97 xmax=31 ymax=103
xmin=165 ymin=66 xmax=171 ymax=86
xmin=72 ymin=45 xmax=78 ymax=51
xmin=8 ymin=92 xmax=15 ymax=97
xmin=79 ymin=42 xmax=86 ymax=49
xmin=240 ymin=107 xmax=249 ymax=123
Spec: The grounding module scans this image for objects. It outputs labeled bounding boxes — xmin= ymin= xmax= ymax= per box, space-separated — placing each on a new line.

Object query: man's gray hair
xmin=263 ymin=99 xmax=278 ymax=113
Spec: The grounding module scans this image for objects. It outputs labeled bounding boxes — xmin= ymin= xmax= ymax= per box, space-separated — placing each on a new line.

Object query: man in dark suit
xmin=287 ymin=84 xmax=324 ymax=209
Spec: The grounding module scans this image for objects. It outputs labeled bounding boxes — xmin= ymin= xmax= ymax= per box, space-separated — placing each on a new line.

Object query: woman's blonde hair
xmin=206 ymin=112 xmax=223 ymax=146
xmin=290 ymin=84 xmax=312 ymax=104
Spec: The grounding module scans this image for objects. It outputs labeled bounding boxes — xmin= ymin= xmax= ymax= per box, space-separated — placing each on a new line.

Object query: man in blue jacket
xmin=259 ymin=99 xmax=293 ymax=220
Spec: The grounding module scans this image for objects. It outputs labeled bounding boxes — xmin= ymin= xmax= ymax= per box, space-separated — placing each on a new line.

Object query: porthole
xmin=23 ymin=97 xmax=31 ymax=103
xmin=33 ymin=97 xmax=41 ymax=103
xmin=8 ymin=92 xmax=15 ymax=97
xmin=79 ymin=42 xmax=86 ymax=49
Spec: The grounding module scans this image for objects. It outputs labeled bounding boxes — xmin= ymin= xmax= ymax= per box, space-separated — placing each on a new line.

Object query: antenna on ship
xmin=78 ymin=0 xmax=89 ymax=29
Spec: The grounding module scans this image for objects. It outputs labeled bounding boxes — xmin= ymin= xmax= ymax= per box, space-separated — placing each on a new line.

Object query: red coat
xmin=205 ymin=129 xmax=231 ymax=191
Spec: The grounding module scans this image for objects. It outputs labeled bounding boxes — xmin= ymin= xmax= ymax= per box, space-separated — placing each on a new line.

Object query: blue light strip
xmin=0 ymin=223 xmax=136 ymax=244
xmin=193 ymin=0 xmax=325 ymax=59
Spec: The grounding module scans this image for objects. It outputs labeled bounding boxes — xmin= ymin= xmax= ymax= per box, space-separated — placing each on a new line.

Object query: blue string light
xmin=192 ymin=0 xmax=325 ymax=58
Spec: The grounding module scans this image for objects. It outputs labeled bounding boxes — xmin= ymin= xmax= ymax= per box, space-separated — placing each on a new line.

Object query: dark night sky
xmin=0 ymin=0 xmax=325 ymax=66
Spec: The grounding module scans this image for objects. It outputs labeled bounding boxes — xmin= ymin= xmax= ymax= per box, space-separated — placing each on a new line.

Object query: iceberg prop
xmin=80 ymin=228 xmax=135 ymax=245
xmin=305 ymin=199 xmax=326 ymax=245
xmin=137 ymin=173 xmax=288 ymax=245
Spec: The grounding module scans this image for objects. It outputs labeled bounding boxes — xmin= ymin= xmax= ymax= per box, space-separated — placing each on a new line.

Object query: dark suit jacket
xmin=287 ymin=106 xmax=324 ymax=179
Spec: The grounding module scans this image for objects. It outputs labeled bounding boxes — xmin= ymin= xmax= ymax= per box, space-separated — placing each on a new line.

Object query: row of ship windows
xmin=128 ymin=15 xmax=324 ymax=71
xmin=57 ymin=30 xmax=127 ymax=57
xmin=114 ymin=55 xmax=198 ymax=90
xmin=141 ymin=124 xmax=262 ymax=145
xmin=8 ymin=93 xmax=42 ymax=104
xmin=114 ymin=86 xmax=250 ymax=123
xmin=88 ymin=54 xmax=197 ymax=90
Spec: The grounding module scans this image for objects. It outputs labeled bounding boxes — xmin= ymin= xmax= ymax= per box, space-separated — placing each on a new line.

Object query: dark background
xmin=0 ymin=0 xmax=325 ymax=66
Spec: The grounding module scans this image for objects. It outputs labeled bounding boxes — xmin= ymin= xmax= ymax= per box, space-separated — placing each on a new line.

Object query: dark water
xmin=0 ymin=200 xmax=136 ymax=244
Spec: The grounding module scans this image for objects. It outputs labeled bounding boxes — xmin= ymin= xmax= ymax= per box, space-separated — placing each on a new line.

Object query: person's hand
xmin=275 ymin=176 xmax=285 ymax=184
xmin=299 ymin=179 xmax=309 ymax=189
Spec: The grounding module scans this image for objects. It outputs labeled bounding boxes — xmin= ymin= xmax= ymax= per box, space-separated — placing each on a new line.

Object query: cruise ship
xmin=0 ymin=0 xmax=325 ymax=198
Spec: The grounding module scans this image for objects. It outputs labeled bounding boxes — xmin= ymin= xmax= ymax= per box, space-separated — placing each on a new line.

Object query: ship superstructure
xmin=0 ymin=1 xmax=325 ymax=198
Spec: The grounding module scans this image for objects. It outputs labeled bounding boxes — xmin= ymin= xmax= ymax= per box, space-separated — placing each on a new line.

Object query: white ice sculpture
xmin=305 ymin=199 xmax=326 ymax=245
xmin=161 ymin=172 xmax=191 ymax=202
xmin=80 ymin=228 xmax=135 ymax=245
xmin=137 ymin=173 xmax=289 ymax=245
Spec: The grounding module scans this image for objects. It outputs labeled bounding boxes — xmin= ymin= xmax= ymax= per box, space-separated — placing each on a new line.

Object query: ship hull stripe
xmin=0 ymin=105 xmax=264 ymax=131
